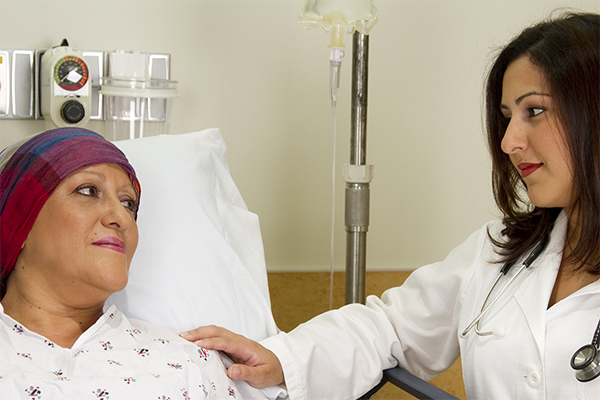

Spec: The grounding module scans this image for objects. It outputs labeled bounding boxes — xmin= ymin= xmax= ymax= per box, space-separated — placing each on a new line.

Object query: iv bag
xmin=299 ymin=0 xmax=378 ymax=47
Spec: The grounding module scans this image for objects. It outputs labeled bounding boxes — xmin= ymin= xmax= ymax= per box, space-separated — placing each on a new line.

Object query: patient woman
xmin=0 ymin=128 xmax=271 ymax=399
xmin=183 ymin=12 xmax=600 ymax=400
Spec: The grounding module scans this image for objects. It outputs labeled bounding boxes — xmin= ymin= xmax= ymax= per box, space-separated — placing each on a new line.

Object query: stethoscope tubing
xmin=461 ymin=234 xmax=550 ymax=338
xmin=461 ymin=263 xmax=528 ymax=337
xmin=459 ymin=230 xmax=600 ymax=382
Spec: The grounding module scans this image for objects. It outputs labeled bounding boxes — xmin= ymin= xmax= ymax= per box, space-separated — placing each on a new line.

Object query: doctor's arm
xmin=184 ymin=223 xmax=493 ymax=399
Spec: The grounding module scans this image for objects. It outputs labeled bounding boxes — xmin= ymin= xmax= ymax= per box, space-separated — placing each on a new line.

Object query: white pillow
xmin=106 ymin=129 xmax=278 ymax=341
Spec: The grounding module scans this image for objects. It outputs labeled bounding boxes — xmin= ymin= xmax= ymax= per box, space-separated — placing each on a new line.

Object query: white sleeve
xmin=261 ymin=223 xmax=497 ymax=400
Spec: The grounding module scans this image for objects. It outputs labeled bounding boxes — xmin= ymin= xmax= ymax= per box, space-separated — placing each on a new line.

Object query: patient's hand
xmin=181 ymin=326 xmax=284 ymax=389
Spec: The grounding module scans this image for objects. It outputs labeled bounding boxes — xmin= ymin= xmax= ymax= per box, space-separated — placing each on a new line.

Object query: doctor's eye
xmin=500 ymin=114 xmax=511 ymax=129
xmin=527 ymin=107 xmax=545 ymax=118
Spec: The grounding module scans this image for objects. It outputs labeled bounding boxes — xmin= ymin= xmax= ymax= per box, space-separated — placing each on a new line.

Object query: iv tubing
xmin=329 ymin=105 xmax=337 ymax=310
xmin=328 ymin=47 xmax=343 ymax=309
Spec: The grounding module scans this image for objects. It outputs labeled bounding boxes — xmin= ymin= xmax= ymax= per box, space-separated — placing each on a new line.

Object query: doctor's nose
xmin=500 ymin=120 xmax=528 ymax=155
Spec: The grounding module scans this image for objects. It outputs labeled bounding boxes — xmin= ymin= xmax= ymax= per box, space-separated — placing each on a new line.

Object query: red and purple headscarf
xmin=0 ymin=127 xmax=141 ymax=293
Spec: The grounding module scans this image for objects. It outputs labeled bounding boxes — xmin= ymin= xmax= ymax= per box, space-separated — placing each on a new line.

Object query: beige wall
xmin=1 ymin=0 xmax=598 ymax=272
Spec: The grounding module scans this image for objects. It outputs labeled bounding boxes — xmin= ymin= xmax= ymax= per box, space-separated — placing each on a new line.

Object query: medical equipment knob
xmin=61 ymin=100 xmax=85 ymax=124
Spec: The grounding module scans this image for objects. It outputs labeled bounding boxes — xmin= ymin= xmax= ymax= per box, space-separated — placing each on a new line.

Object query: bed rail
xmin=359 ymin=367 xmax=461 ymax=400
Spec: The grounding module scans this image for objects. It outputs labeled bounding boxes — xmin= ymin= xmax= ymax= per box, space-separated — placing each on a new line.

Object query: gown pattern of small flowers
xmin=0 ymin=304 xmax=265 ymax=399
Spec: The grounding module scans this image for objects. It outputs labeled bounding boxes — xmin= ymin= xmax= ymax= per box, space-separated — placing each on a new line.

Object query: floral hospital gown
xmin=0 ymin=304 xmax=274 ymax=400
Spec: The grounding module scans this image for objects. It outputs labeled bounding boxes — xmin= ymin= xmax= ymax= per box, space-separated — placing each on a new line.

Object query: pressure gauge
xmin=40 ymin=40 xmax=91 ymax=129
xmin=54 ymin=56 xmax=89 ymax=91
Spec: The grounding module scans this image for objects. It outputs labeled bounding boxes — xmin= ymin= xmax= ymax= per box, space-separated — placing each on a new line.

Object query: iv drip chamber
xmin=329 ymin=47 xmax=345 ymax=107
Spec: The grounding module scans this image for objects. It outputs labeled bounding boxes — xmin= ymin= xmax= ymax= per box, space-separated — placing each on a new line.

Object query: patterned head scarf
xmin=0 ymin=127 xmax=141 ymax=293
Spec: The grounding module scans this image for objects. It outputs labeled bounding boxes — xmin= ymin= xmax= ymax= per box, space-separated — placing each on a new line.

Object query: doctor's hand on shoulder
xmin=181 ymin=326 xmax=284 ymax=389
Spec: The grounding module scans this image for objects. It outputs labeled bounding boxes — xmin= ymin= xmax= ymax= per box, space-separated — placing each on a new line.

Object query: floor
xmin=267 ymin=271 xmax=467 ymax=400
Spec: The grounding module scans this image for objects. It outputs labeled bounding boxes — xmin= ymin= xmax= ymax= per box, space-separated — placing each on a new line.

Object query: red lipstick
xmin=518 ymin=163 xmax=542 ymax=178
xmin=92 ymin=237 xmax=126 ymax=254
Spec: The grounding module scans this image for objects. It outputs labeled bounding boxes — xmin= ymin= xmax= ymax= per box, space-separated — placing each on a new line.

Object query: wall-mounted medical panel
xmin=0 ymin=49 xmax=170 ymax=121
xmin=0 ymin=51 xmax=9 ymax=116
xmin=0 ymin=50 xmax=36 ymax=119
xmin=82 ymin=51 xmax=105 ymax=120
xmin=12 ymin=50 xmax=35 ymax=119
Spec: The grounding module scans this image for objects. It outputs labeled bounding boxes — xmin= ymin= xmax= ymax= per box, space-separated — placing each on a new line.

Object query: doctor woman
xmin=182 ymin=12 xmax=600 ymax=399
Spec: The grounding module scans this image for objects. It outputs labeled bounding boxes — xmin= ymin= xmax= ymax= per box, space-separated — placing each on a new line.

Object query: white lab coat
xmin=261 ymin=211 xmax=600 ymax=399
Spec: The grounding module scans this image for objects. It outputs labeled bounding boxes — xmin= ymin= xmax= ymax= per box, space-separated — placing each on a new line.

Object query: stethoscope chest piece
xmin=571 ymin=344 xmax=600 ymax=382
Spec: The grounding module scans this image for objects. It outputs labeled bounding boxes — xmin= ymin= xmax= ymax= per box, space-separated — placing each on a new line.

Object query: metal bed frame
xmin=360 ymin=368 xmax=460 ymax=400
xmin=345 ymin=31 xmax=458 ymax=400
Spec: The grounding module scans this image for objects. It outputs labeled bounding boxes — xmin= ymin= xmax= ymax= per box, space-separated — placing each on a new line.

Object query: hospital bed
xmin=106 ymin=128 xmax=458 ymax=399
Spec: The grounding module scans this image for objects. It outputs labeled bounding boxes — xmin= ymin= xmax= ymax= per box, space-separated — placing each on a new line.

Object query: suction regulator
xmin=41 ymin=39 xmax=91 ymax=128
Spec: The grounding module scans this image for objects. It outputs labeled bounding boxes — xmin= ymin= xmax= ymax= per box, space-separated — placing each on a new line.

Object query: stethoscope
xmin=460 ymin=232 xmax=600 ymax=382
xmin=571 ymin=319 xmax=600 ymax=382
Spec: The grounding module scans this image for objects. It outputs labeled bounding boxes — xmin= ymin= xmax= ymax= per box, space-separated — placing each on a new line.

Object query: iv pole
xmin=297 ymin=2 xmax=375 ymax=306
xmin=344 ymin=30 xmax=373 ymax=305
xmin=329 ymin=19 xmax=459 ymax=400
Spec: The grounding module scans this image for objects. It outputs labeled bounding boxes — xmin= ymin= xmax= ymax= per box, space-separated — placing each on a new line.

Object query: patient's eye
xmin=76 ymin=184 xmax=99 ymax=197
xmin=121 ymin=198 xmax=138 ymax=213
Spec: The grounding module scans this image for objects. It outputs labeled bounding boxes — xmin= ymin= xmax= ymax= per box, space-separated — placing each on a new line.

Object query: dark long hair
xmin=485 ymin=12 xmax=599 ymax=272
